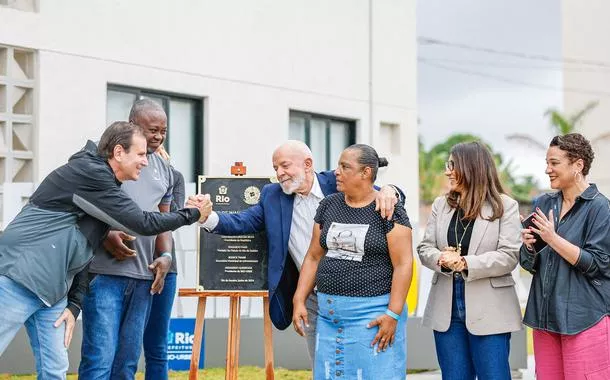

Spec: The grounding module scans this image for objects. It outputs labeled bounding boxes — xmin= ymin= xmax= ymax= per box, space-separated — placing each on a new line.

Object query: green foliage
xmin=419 ymin=134 xmax=539 ymax=204
xmin=544 ymin=100 xmax=598 ymax=135
xmin=506 ymin=101 xmax=599 ymax=150
xmin=419 ymin=134 xmax=476 ymax=204
xmin=501 ymin=172 xmax=539 ymax=204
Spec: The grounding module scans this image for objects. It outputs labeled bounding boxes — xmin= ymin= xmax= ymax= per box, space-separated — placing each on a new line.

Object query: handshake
xmin=185 ymin=194 xmax=214 ymax=223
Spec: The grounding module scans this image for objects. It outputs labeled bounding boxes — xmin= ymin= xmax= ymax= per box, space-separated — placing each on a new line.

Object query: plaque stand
xmin=178 ymin=289 xmax=274 ymax=380
xmin=181 ymin=162 xmax=275 ymax=379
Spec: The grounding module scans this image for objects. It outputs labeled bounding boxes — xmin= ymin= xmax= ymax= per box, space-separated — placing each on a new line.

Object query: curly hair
xmin=549 ymin=133 xmax=595 ymax=176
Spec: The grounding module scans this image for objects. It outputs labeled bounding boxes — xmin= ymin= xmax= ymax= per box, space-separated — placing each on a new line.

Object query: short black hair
xmin=98 ymin=121 xmax=144 ymax=159
xmin=550 ymin=133 xmax=595 ymax=175
xmin=128 ymin=99 xmax=165 ymax=123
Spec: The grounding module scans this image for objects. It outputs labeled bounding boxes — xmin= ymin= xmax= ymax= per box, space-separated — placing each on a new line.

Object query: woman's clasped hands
xmin=438 ymin=247 xmax=466 ymax=272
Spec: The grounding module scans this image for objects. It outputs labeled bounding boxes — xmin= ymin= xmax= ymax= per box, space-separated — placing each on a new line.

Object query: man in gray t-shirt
xmin=89 ymin=154 xmax=174 ymax=280
xmin=87 ymin=151 xmax=173 ymax=280
xmin=79 ymin=99 xmax=176 ymax=379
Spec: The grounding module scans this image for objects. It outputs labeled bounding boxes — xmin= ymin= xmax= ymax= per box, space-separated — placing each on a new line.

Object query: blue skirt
xmin=314 ymin=292 xmax=407 ymax=380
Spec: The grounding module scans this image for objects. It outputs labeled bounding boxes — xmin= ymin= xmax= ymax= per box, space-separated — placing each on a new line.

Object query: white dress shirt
xmin=288 ymin=175 xmax=324 ymax=270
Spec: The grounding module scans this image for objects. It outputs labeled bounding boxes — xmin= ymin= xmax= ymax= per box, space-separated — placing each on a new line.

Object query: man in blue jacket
xmin=198 ymin=140 xmax=402 ymax=362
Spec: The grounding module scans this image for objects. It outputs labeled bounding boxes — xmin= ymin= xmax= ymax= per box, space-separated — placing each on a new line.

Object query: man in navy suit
xmin=197 ymin=140 xmax=402 ymax=362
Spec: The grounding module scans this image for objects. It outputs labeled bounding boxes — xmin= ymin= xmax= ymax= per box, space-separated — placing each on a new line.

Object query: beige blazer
xmin=417 ymin=194 xmax=523 ymax=335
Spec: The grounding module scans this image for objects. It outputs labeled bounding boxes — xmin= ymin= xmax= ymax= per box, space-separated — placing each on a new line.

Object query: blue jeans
xmin=79 ymin=274 xmax=153 ymax=380
xmin=315 ymin=292 xmax=407 ymax=380
xmin=143 ymin=272 xmax=177 ymax=380
xmin=433 ymin=274 xmax=511 ymax=380
xmin=0 ymin=275 xmax=69 ymax=379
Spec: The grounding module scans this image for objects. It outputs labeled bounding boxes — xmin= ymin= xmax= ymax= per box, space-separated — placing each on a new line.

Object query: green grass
xmin=1 ymin=367 xmax=312 ymax=380
xmin=1 ymin=366 xmax=436 ymax=379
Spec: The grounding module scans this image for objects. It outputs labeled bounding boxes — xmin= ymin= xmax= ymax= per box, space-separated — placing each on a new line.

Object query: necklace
xmin=458 ymin=214 xmax=469 ymax=230
xmin=454 ymin=209 xmax=473 ymax=255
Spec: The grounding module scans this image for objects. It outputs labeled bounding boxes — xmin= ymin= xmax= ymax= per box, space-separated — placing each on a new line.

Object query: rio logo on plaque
xmin=198 ymin=177 xmax=274 ymax=290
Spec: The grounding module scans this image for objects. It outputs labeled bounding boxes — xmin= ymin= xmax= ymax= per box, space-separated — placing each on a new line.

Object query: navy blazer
xmin=212 ymin=171 xmax=338 ymax=330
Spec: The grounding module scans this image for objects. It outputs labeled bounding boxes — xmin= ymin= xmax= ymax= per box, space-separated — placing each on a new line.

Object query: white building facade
xmin=0 ymin=0 xmax=418 ymax=320
xmin=562 ymin=0 xmax=610 ymax=194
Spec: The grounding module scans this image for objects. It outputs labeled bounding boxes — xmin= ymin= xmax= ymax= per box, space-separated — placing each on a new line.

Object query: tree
xmin=419 ymin=134 xmax=539 ymax=204
xmin=505 ymin=175 xmax=539 ymax=204
xmin=419 ymin=139 xmax=446 ymax=205
xmin=506 ymin=101 xmax=599 ymax=150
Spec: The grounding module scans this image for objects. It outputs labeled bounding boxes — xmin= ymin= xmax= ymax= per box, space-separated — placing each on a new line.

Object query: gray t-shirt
xmin=89 ymin=153 xmax=173 ymax=280
xmin=168 ymin=166 xmax=185 ymax=274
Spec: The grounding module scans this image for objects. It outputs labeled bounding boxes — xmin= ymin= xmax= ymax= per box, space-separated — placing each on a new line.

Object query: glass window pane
xmin=329 ymin=121 xmax=350 ymax=169
xmin=106 ymin=90 xmax=136 ymax=124
xmin=289 ymin=115 xmax=306 ymax=142
xmin=310 ymin=119 xmax=328 ymax=170
xmin=169 ymin=99 xmax=196 ymax=182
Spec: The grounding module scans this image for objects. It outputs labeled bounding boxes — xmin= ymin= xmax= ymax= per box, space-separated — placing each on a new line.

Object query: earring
xmin=574 ymin=171 xmax=584 ymax=183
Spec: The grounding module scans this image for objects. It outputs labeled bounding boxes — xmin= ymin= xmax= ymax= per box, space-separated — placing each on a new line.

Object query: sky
xmin=417 ymin=0 xmax=563 ymax=186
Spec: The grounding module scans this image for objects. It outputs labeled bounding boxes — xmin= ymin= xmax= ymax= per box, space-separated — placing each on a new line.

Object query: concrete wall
xmin=0 ymin=317 xmax=528 ymax=374
xmin=0 ymin=0 xmax=418 ymax=205
xmin=0 ymin=0 xmax=420 ymax=319
xmin=0 ymin=0 xmax=419 ymax=234
xmin=562 ymin=0 xmax=610 ymax=194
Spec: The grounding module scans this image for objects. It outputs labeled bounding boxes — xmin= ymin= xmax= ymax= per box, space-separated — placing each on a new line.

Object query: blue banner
xmin=168 ymin=318 xmax=205 ymax=371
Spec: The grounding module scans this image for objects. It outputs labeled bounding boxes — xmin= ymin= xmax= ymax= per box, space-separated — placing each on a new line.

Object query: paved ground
xmin=408 ymin=356 xmax=536 ymax=379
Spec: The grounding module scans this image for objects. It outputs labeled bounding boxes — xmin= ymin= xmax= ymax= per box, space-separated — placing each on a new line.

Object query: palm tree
xmin=506 ymin=101 xmax=599 ymax=150
xmin=546 ymin=101 xmax=599 ymax=134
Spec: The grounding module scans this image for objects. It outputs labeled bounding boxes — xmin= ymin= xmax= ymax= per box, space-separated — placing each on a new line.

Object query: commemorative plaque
xmin=198 ymin=176 xmax=274 ymax=291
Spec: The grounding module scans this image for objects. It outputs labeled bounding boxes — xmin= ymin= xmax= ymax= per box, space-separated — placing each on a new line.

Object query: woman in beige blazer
xmin=417 ymin=141 xmax=522 ymax=380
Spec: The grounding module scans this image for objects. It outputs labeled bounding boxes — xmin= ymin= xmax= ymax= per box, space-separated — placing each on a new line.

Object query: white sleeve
xmin=200 ymin=211 xmax=219 ymax=231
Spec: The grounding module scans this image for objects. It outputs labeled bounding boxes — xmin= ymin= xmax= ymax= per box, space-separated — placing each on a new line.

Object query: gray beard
xmin=280 ymin=183 xmax=296 ymax=195
xmin=280 ymin=175 xmax=305 ymax=195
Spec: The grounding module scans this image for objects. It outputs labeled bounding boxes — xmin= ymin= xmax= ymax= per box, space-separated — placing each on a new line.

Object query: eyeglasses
xmin=445 ymin=160 xmax=455 ymax=171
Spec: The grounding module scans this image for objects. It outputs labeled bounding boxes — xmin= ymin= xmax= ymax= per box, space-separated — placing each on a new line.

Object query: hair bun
xmin=378 ymin=157 xmax=389 ymax=167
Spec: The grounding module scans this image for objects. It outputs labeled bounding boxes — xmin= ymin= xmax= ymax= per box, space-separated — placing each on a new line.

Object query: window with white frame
xmin=289 ymin=111 xmax=356 ymax=171
xmin=106 ymin=85 xmax=203 ymax=182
